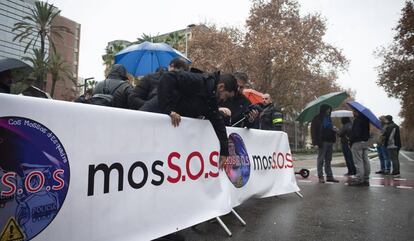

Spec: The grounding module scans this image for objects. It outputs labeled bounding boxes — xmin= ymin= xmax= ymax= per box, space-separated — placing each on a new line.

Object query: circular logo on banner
xmin=224 ymin=133 xmax=251 ymax=188
xmin=0 ymin=117 xmax=70 ymax=241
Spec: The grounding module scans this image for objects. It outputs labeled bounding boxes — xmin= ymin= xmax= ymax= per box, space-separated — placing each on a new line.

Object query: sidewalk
xmin=292 ymin=151 xmax=378 ymax=171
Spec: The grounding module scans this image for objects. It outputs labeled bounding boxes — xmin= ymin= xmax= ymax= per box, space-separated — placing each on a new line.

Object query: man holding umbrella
xmin=311 ymin=104 xmax=339 ymax=183
xmin=348 ymin=107 xmax=371 ymax=186
xmin=347 ymin=100 xmax=383 ymax=186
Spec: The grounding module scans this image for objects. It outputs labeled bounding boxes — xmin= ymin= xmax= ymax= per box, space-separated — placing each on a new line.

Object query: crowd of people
xmin=74 ymin=58 xmax=285 ymax=168
xmin=311 ymin=104 xmax=401 ymax=186
xmin=3 ymin=57 xmax=402 ymax=187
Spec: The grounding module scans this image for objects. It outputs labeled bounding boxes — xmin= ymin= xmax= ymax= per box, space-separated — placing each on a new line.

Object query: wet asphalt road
xmin=177 ymin=151 xmax=414 ymax=241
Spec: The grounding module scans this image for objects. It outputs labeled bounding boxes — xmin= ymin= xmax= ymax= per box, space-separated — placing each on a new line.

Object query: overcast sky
xmin=48 ymin=0 xmax=405 ymax=124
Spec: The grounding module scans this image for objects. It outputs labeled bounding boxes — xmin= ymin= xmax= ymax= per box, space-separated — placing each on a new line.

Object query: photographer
xmin=218 ymin=74 xmax=259 ymax=128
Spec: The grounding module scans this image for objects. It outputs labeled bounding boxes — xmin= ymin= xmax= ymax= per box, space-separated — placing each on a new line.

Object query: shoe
xmin=326 ymin=177 xmax=339 ymax=183
xmin=348 ymin=180 xmax=365 ymax=186
xmin=318 ymin=177 xmax=325 ymax=183
xmin=391 ymin=172 xmax=400 ymax=178
xmin=363 ymin=181 xmax=370 ymax=186
xmin=375 ymin=170 xmax=384 ymax=174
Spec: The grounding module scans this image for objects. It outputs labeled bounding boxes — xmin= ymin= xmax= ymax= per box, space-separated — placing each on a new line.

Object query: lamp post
xmin=185 ymin=24 xmax=196 ymax=57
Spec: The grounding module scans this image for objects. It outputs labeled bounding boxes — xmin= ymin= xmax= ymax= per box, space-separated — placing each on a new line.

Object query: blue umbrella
xmin=347 ymin=101 xmax=382 ymax=130
xmin=114 ymin=41 xmax=192 ymax=77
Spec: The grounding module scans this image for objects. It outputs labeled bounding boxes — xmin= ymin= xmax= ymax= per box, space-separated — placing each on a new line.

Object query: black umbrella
xmin=0 ymin=57 xmax=31 ymax=73
xmin=21 ymin=85 xmax=52 ymax=99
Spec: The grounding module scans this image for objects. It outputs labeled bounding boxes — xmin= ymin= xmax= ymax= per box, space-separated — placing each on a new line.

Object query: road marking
xmin=370 ymin=157 xmax=378 ymax=162
xmin=371 ymin=177 xmax=384 ymax=180
xmin=396 ymin=186 xmax=413 ymax=189
xmin=393 ymin=178 xmax=406 ymax=181
xmin=297 ymin=180 xmax=312 ymax=183
xmin=401 ymin=151 xmax=414 ymax=162
xmin=370 ymin=185 xmax=385 ymax=187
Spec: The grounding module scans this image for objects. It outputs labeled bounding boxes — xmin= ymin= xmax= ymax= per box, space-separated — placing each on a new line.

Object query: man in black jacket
xmin=311 ymin=104 xmax=339 ymax=183
xmin=384 ymin=115 xmax=401 ymax=177
xmin=338 ymin=117 xmax=356 ymax=176
xmin=217 ymin=74 xmax=258 ymax=128
xmin=348 ymin=108 xmax=371 ymax=186
xmin=259 ymin=94 xmax=283 ymax=131
xmin=92 ymin=64 xmax=134 ymax=109
xmin=128 ymin=67 xmax=166 ymax=113
xmin=158 ymin=58 xmax=229 ymax=167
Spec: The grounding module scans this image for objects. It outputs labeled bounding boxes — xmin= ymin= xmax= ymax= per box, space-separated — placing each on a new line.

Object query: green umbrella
xmin=296 ymin=91 xmax=349 ymax=123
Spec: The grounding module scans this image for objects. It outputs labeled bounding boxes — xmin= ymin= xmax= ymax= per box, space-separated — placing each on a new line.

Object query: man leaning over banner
xmin=158 ymin=58 xmax=230 ymax=169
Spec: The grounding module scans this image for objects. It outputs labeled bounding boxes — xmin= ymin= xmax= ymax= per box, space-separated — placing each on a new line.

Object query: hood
xmin=319 ymin=104 xmax=332 ymax=116
xmin=107 ymin=64 xmax=128 ymax=80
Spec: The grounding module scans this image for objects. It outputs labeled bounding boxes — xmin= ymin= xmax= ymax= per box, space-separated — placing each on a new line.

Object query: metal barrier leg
xmin=295 ymin=191 xmax=303 ymax=198
xmin=216 ymin=217 xmax=232 ymax=237
xmin=231 ymin=209 xmax=246 ymax=226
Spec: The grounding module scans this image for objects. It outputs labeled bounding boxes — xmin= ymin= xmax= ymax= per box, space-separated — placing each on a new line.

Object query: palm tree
xmin=102 ymin=42 xmax=127 ymax=76
xmin=48 ymin=53 xmax=74 ymax=98
xmin=165 ymin=32 xmax=185 ymax=50
xmin=12 ymin=1 xmax=72 ymax=89
xmin=22 ymin=48 xmax=48 ymax=89
xmin=135 ymin=33 xmax=162 ymax=44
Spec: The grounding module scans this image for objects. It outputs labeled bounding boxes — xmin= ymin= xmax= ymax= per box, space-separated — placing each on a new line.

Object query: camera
xmin=244 ymin=104 xmax=263 ymax=116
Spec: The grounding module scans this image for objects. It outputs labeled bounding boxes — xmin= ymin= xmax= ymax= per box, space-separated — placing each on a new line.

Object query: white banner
xmin=0 ymin=94 xmax=299 ymax=241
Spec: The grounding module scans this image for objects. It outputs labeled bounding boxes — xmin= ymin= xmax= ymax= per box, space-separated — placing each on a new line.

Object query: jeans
xmin=387 ymin=148 xmax=400 ymax=174
xmin=377 ymin=145 xmax=390 ymax=171
xmin=342 ymin=143 xmax=356 ymax=174
xmin=317 ymin=142 xmax=334 ymax=178
xmin=351 ymin=141 xmax=370 ymax=182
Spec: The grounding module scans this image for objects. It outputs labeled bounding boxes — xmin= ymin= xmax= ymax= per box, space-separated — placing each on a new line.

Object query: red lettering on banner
xmin=25 ymin=171 xmax=45 ymax=193
xmin=167 ymin=152 xmax=181 ymax=183
xmin=1 ymin=172 xmax=17 ymax=196
xmin=186 ymin=151 xmax=204 ymax=180
xmin=271 ymin=152 xmax=277 ymax=169
xmin=286 ymin=153 xmax=293 ymax=168
xmin=276 ymin=152 xmax=285 ymax=169
xmin=52 ymin=169 xmax=65 ymax=190
xmin=209 ymin=151 xmax=219 ymax=177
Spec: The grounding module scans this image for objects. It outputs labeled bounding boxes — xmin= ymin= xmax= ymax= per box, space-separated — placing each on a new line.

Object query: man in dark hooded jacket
xmin=384 ymin=115 xmax=401 ymax=177
xmin=92 ymin=64 xmax=134 ymax=109
xmin=158 ymin=58 xmax=229 ymax=168
xmin=311 ymin=104 xmax=339 ymax=183
xmin=128 ymin=67 xmax=165 ymax=113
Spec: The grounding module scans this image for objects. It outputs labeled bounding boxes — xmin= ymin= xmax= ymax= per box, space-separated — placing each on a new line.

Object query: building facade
xmin=0 ymin=0 xmax=80 ymax=101
xmin=0 ymin=0 xmax=41 ymax=59
xmin=47 ymin=15 xmax=81 ymax=100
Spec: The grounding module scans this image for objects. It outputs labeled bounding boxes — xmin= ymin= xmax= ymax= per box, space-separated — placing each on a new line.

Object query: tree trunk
xmin=38 ymin=33 xmax=46 ymax=90
xmin=50 ymin=78 xmax=57 ymax=98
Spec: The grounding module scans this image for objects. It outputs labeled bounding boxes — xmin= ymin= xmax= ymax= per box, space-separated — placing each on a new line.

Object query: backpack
xmin=90 ymin=79 xmax=125 ymax=107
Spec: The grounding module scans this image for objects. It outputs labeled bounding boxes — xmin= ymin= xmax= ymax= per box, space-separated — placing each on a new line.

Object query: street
xmin=177 ymin=151 xmax=414 ymax=241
